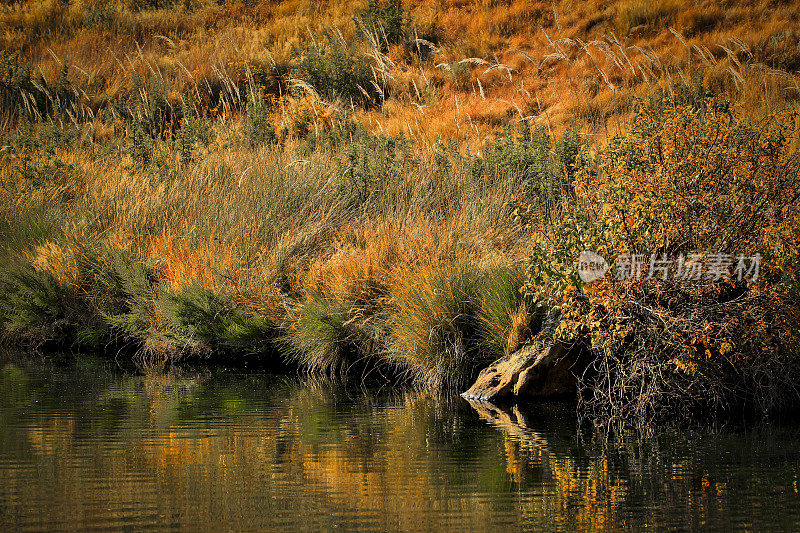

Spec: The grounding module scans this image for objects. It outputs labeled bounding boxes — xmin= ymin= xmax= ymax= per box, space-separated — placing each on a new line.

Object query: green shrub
xmin=335 ymin=131 xmax=414 ymax=205
xmin=359 ymin=0 xmax=408 ymax=48
xmin=294 ymin=36 xmax=380 ymax=107
xmin=0 ymin=52 xmax=35 ymax=121
xmin=248 ymin=57 xmax=293 ymax=98
xmin=82 ymin=3 xmax=119 ymax=31
xmin=484 ymin=123 xmax=579 ymax=221
xmin=128 ymin=74 xmax=170 ymax=138
xmin=244 ymin=93 xmax=278 ymax=148
xmin=3 ymin=123 xmax=78 ymax=192
xmin=126 ymin=0 xmax=176 ymax=11
xmin=128 ymin=119 xmax=154 ymax=167
xmin=0 ymin=53 xmax=77 ymax=123
xmin=176 ymin=101 xmax=214 ymax=163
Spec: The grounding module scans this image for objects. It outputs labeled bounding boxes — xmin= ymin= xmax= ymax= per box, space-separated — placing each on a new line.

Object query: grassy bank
xmin=0 ymin=112 xmax=561 ymax=387
xmin=2 ymin=0 xmax=800 ymax=428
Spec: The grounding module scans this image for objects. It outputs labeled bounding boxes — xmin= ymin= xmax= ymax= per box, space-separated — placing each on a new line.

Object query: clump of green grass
xmin=0 ymin=259 xmax=80 ymax=347
xmin=162 ymin=282 xmax=278 ymax=360
xmin=387 ymin=261 xmax=488 ymax=389
xmin=283 ymin=252 xmax=392 ymax=377
xmin=476 ymin=265 xmax=539 ymax=358
xmin=385 ymin=261 xmax=541 ymax=388
xmin=285 ymin=288 xmax=385 ymax=376
xmin=68 ymin=244 xmax=176 ymax=364
xmin=0 ymin=241 xmax=158 ymax=353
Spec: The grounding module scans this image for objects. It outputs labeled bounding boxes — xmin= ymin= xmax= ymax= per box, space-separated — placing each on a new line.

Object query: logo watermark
xmin=577 ymin=250 xmax=609 ymax=282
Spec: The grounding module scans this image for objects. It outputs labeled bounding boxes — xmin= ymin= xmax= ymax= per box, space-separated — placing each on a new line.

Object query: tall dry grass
xmin=0 ymin=104 xmax=536 ymax=383
xmin=5 ymin=0 xmax=800 ymax=143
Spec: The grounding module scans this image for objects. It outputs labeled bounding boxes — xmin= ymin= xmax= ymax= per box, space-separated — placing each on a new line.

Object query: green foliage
xmin=178 ymin=102 xmax=195 ymax=163
xmin=0 ymin=52 xmax=35 ymax=120
xmin=177 ymin=101 xmax=214 ymax=163
xmin=0 ymin=204 xmax=62 ymax=255
xmin=522 ymin=215 xmax=591 ymax=306
xmin=123 ymin=74 xmax=174 ymax=166
xmin=299 ymin=121 xmax=421 ymax=207
xmin=0 ymin=251 xmax=110 ymax=350
xmin=244 ymin=93 xmax=278 ymax=148
xmin=427 ymin=138 xmax=459 ymax=180
xmin=128 ymin=119 xmax=154 ymax=167
xmin=484 ymin=123 xmax=548 ymax=178
xmin=294 ymin=36 xmax=380 ymax=107
xmin=247 ymin=57 xmax=293 ymax=98
xmin=163 ymin=284 xmax=277 ymax=357
xmin=2 ymin=123 xmax=77 ymax=191
xmin=128 ymin=74 xmax=170 ymax=138
xmin=485 ymin=123 xmax=579 ymax=220
xmin=286 ymin=289 xmax=384 ymax=376
xmin=359 ymin=0 xmax=408 ymax=48
xmin=125 ymin=0 xmax=176 ymax=11
xmin=82 ymin=2 xmax=118 ymax=31
xmin=80 ymin=246 xmax=161 ymax=344
xmin=303 ymin=115 xmax=359 ymax=152
xmin=335 ymin=130 xmax=415 ymax=205
xmin=640 ymin=74 xmax=721 ymax=122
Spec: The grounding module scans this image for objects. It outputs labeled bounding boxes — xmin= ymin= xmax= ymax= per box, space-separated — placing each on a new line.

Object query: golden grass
xmin=3 ymin=0 xmax=798 ymax=144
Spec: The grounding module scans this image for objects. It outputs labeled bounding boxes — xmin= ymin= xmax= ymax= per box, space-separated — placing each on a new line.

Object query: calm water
xmin=1 ymin=361 xmax=800 ymax=531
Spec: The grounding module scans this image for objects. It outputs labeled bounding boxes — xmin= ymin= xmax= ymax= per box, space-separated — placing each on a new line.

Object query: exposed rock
xmin=461 ymin=310 xmax=584 ymax=403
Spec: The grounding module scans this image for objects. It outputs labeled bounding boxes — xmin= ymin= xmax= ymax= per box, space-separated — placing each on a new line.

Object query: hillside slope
xmin=2 ymin=0 xmax=799 ymax=143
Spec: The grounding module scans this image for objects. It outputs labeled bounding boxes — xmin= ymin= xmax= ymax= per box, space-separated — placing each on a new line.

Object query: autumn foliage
xmin=519 ymin=92 xmax=800 ymax=428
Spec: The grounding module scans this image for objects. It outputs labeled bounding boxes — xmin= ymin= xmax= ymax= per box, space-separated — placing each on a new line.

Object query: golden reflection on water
xmin=469 ymin=401 xmax=627 ymax=531
xmin=1 ymin=363 xmax=799 ymax=531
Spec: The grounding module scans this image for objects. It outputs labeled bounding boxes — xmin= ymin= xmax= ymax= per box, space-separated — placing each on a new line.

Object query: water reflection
xmin=0 ymin=362 xmax=799 ymax=531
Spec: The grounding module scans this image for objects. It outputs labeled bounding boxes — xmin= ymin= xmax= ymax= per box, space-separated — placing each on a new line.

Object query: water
xmin=1 ymin=361 xmax=799 ymax=531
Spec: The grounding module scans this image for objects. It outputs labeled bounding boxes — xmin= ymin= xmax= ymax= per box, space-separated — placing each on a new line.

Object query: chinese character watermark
xmin=578 ymin=251 xmax=761 ymax=282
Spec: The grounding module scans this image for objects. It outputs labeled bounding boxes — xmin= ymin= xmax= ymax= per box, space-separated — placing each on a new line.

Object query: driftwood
xmin=462 ymin=309 xmax=584 ymax=402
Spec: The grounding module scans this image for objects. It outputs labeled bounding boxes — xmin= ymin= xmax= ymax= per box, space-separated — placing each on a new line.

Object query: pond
xmin=1 ymin=360 xmax=799 ymax=531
